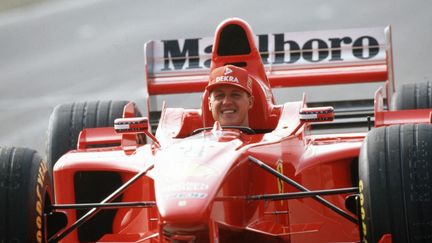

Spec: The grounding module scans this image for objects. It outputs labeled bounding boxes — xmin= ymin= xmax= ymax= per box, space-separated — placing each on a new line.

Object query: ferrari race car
xmin=1 ymin=18 xmax=432 ymax=243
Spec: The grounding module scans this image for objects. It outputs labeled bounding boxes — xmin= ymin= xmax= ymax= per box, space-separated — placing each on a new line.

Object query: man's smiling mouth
xmin=221 ymin=109 xmax=235 ymax=114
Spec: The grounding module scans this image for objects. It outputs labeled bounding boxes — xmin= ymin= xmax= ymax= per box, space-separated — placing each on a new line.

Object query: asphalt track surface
xmin=0 ymin=0 xmax=431 ymax=154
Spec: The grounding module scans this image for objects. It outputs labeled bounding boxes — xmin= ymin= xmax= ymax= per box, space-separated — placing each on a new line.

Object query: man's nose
xmin=222 ymin=96 xmax=233 ymax=104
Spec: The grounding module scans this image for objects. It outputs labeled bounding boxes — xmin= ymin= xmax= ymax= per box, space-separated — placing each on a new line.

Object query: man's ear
xmin=208 ymin=97 xmax=212 ymax=111
xmin=248 ymin=95 xmax=254 ymax=109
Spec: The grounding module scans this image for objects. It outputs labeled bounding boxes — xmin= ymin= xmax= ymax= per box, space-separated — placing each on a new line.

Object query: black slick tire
xmin=46 ymin=100 xmax=138 ymax=171
xmin=0 ymin=147 xmax=53 ymax=243
xmin=392 ymin=81 xmax=432 ymax=110
xmin=359 ymin=124 xmax=432 ymax=242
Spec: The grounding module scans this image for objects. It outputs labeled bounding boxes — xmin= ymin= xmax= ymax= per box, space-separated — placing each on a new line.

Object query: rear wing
xmin=143 ymin=26 xmax=395 ymax=128
xmin=144 ymin=26 xmax=394 ymax=94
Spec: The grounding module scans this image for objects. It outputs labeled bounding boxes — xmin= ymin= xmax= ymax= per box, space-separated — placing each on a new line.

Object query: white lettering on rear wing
xmin=144 ymin=27 xmax=393 ymax=96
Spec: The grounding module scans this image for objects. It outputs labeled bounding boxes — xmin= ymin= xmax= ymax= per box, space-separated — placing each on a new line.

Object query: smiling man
xmin=206 ymin=65 xmax=254 ymax=127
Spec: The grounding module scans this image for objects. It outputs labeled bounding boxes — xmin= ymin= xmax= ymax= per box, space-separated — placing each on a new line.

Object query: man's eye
xmin=215 ymin=94 xmax=224 ymax=99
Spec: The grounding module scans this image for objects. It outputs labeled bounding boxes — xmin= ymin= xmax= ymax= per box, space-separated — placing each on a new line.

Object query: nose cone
xmin=152 ymin=135 xmax=243 ymax=227
xmin=156 ymin=173 xmax=214 ymax=226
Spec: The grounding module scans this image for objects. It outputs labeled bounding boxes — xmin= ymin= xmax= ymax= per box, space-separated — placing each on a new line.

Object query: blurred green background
xmin=0 ymin=0 xmax=46 ymax=11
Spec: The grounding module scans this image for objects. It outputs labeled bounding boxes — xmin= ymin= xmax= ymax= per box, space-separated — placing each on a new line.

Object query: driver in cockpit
xmin=206 ymin=65 xmax=254 ymax=127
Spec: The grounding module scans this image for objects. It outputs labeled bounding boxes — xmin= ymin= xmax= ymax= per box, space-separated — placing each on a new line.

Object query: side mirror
xmin=299 ymin=106 xmax=334 ymax=122
xmin=114 ymin=117 xmax=160 ymax=149
xmin=114 ymin=117 xmax=149 ymax=134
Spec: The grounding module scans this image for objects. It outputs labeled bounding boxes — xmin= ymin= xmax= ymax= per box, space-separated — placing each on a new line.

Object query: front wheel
xmin=0 ymin=147 xmax=53 ymax=242
xmin=359 ymin=124 xmax=432 ymax=242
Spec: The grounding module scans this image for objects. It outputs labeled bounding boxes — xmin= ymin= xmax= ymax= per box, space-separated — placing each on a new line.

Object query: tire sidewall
xmin=0 ymin=147 xmax=53 ymax=243
xmin=29 ymin=153 xmax=53 ymax=243
xmin=359 ymin=134 xmax=377 ymax=242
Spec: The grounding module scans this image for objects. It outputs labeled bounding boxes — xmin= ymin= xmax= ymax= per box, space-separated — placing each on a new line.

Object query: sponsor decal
xmin=276 ymin=160 xmax=284 ymax=194
xmin=162 ymin=161 xmax=218 ymax=179
xmin=276 ymin=160 xmax=284 ymax=206
xmin=224 ymin=67 xmax=233 ymax=75
xmin=215 ymin=76 xmax=239 ymax=83
xmin=247 ymin=78 xmax=252 ymax=90
xmin=161 ymin=38 xmax=202 ymax=71
xmin=359 ymin=180 xmax=368 ymax=242
xmin=35 ymin=161 xmax=48 ymax=243
xmin=163 ymin=182 xmax=209 ymax=192
xmin=166 ymin=192 xmax=208 ymax=199
xmin=161 ymin=183 xmax=209 ymax=202
xmin=157 ymin=29 xmax=384 ymax=72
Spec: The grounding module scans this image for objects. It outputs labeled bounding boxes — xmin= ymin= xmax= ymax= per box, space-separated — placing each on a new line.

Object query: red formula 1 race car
xmin=1 ymin=18 xmax=431 ymax=243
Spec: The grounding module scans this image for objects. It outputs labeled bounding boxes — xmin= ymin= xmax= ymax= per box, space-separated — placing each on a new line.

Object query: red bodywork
xmin=51 ymin=18 xmax=430 ymax=243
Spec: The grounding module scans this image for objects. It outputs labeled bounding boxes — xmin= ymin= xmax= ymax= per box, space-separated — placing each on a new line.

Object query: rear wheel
xmin=359 ymin=124 xmax=432 ymax=242
xmin=392 ymin=81 xmax=432 ymax=110
xmin=46 ymin=100 xmax=140 ymax=171
xmin=0 ymin=147 xmax=53 ymax=242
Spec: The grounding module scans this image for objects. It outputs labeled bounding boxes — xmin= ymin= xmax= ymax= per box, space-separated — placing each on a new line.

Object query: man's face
xmin=208 ymin=85 xmax=254 ymax=126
